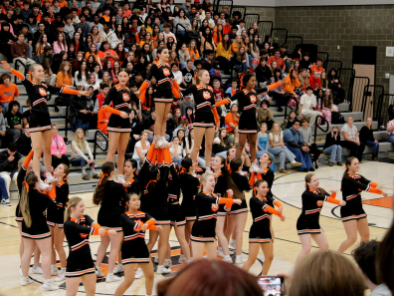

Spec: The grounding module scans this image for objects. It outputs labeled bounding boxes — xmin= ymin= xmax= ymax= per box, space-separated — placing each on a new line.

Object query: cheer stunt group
xmin=1 ymin=50 xmax=388 ymax=296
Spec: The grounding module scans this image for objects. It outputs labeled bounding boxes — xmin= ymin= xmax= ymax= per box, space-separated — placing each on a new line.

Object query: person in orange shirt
xmin=56 ymin=61 xmax=74 ymax=88
xmin=98 ymin=41 xmax=119 ymax=67
xmin=97 ymin=84 xmax=110 ymax=134
xmin=0 ymin=73 xmax=19 ymax=112
xmin=58 ymin=0 xmax=68 ymax=8
xmin=231 ymin=35 xmax=244 ymax=54
xmin=213 ymin=24 xmax=223 ymax=45
xmin=223 ymin=18 xmax=232 ymax=35
xmin=186 ymin=39 xmax=200 ymax=62
xmin=225 ymin=103 xmax=239 ymax=134
xmin=283 ymin=69 xmax=301 ymax=95
xmin=310 ymin=58 xmax=324 ymax=77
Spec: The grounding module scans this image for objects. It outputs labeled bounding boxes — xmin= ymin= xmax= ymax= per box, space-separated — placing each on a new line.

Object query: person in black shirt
xmin=5 ymin=101 xmax=23 ymax=143
xmin=0 ymin=142 xmax=21 ymax=198
xmin=181 ymin=59 xmax=194 ymax=87
xmin=300 ymin=52 xmax=312 ymax=70
xmin=142 ymin=106 xmax=156 ymax=142
xmin=16 ymin=124 xmax=31 ymax=156
xmin=12 ymin=15 xmax=24 ymax=35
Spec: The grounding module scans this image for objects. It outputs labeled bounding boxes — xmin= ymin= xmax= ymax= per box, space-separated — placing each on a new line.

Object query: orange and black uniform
xmin=297 ymin=189 xmax=340 ymax=235
xmin=16 ymin=150 xmax=33 ymax=222
xmin=249 ymin=195 xmax=282 ymax=243
xmin=120 ymin=211 xmax=157 ymax=264
xmin=168 ymin=165 xmax=186 ymax=227
xmin=64 ymin=215 xmax=105 ymax=277
xmin=103 ymin=85 xmax=135 ymax=133
xmin=249 ymin=167 xmax=275 ymax=190
xmin=180 ymin=173 xmax=200 ymax=221
xmin=46 ymin=181 xmax=69 ymax=228
xmin=228 ymin=172 xmax=250 ymax=215
xmin=341 ymin=174 xmax=382 ymax=222
xmin=125 ymin=175 xmax=139 ymax=194
xmin=11 ymin=70 xmax=79 ymax=133
xmin=191 ymin=191 xmax=234 ymax=243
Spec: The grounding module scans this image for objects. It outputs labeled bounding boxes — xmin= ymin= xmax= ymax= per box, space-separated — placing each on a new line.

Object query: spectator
xmin=200 ymin=27 xmax=216 ymax=54
xmin=340 ymin=117 xmax=365 ymax=162
xmin=288 ymin=251 xmax=364 ymax=296
xmin=255 ymin=58 xmax=272 ymax=85
xmin=0 ymin=142 xmax=21 ymax=197
xmin=352 ymin=240 xmax=392 ymax=296
xmin=299 ymin=118 xmax=321 ymax=168
xmin=181 ymin=60 xmax=195 ymax=87
xmin=178 ymin=43 xmax=190 ymax=70
xmin=298 ymin=68 xmax=310 ymax=92
xmin=56 ymin=61 xmax=74 ymax=88
xmin=225 ymin=104 xmax=239 ymax=134
xmin=182 ymin=106 xmax=194 ymax=125
xmin=299 ymin=52 xmax=312 ymax=70
xmin=75 ymin=14 xmax=90 ymax=39
xmin=126 ymin=109 xmax=144 ymax=156
xmin=50 ymin=125 xmax=70 ymax=169
xmin=321 ymin=88 xmax=338 ymax=124
xmin=0 ymin=105 xmax=12 ymax=148
xmin=213 ymin=128 xmax=233 ymax=158
xmin=0 ymin=73 xmax=19 ymax=112
xmin=225 ymin=79 xmax=239 ymax=96
xmin=360 ymin=117 xmax=379 ymax=161
xmin=299 ymin=86 xmax=321 ymax=128
xmin=16 ymin=123 xmax=31 ymax=155
xmin=53 ymin=32 xmax=68 ymax=54
xmin=309 ymin=70 xmax=321 ymax=91
xmin=328 ymin=68 xmax=345 ymax=104
xmin=173 ymin=8 xmax=190 ymax=37
xmin=283 ymin=119 xmax=313 ymax=172
xmin=386 ymin=116 xmax=394 ymax=145
xmin=11 ymin=31 xmax=35 ymax=71
xmin=215 ymin=34 xmax=232 ymax=74
xmin=256 ymin=123 xmax=276 ymax=171
xmin=5 ymin=101 xmax=23 ymax=143
xmin=268 ymin=49 xmax=285 ymax=72
xmin=171 ymin=63 xmax=183 ymax=86
xmin=132 ymin=130 xmax=150 ymax=169
xmin=271 ymin=69 xmax=286 ymax=112
xmin=70 ymin=86 xmax=95 ymax=131
xmin=256 ymin=100 xmax=274 ymax=131
xmin=70 ymin=128 xmax=99 ymax=180
xmin=310 ymin=58 xmax=325 ymax=76
xmin=169 ymin=136 xmax=184 ymax=166
xmin=323 ymin=126 xmax=342 ymax=166
xmin=142 ymin=106 xmax=156 ymax=142
xmin=98 ymin=41 xmax=119 ymax=67
xmin=180 ymin=93 xmax=195 ymax=115
xmin=283 ymin=69 xmax=301 ymax=97
xmin=0 ymin=175 xmax=10 ymax=206
xmin=232 ymin=46 xmax=247 ymax=73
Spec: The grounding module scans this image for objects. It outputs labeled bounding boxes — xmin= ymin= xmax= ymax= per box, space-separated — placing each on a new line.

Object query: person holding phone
xmin=323 ymin=126 xmax=342 ymax=166
xmin=243 ymin=180 xmax=285 ymax=275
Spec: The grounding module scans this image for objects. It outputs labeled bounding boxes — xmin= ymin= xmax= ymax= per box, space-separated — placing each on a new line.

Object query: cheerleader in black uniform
xmin=249 ymin=152 xmax=275 ymax=189
xmin=64 ymin=197 xmax=116 ymax=296
xmin=93 ymin=162 xmax=127 ymax=282
xmin=225 ymin=158 xmax=252 ymax=264
xmin=103 ymin=70 xmax=137 ymax=182
xmin=337 ymin=156 xmax=387 ymax=254
xmin=1 ymin=61 xmax=87 ymax=189
xmin=122 ymin=159 xmax=140 ymax=194
xmin=46 ymin=163 xmax=70 ymax=282
xmin=114 ymin=192 xmax=162 ymax=296
xmin=180 ymin=69 xmax=229 ymax=171
xmin=242 ymin=180 xmax=285 ymax=274
xmin=296 ymin=173 xmax=345 ymax=265
xmin=19 ymin=171 xmax=58 ymax=290
xmin=138 ymin=47 xmax=181 ymax=148
xmin=191 ymin=172 xmax=241 ymax=260
xmin=216 ymin=74 xmax=281 ymax=171
xmin=179 ymin=157 xmax=200 ymax=258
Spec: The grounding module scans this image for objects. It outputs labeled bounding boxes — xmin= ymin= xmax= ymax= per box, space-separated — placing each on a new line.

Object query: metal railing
xmin=361 ymin=85 xmax=384 ymax=122
xmin=313 ymin=115 xmax=330 ymax=144
xmin=93 ymin=130 xmax=109 ymax=159
xmin=283 ymin=94 xmax=299 ymax=123
xmin=215 ymin=0 xmax=233 ymax=14
xmin=244 ymin=14 xmax=260 ymax=32
xmin=324 ymin=60 xmax=342 ymax=74
xmin=14 ymin=59 xmax=26 ymax=84
xmin=377 ymin=94 xmax=394 ymax=127
xmin=285 ymin=36 xmax=303 ymax=54
xmin=271 ymin=28 xmax=288 ymax=48
xmin=258 ymin=21 xmax=273 ymax=41
xmin=337 ymin=68 xmax=355 ymax=105
xmin=352 ymin=77 xmax=370 ymax=114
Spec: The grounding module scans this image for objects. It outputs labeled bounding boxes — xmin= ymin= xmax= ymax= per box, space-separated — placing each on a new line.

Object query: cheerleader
xmin=180 ymin=69 xmax=229 ymax=171
xmin=191 ymin=172 xmax=242 ymax=260
xmin=103 ymin=70 xmax=138 ymax=182
xmin=226 ymin=158 xmax=252 ymax=264
xmin=46 ymin=164 xmax=70 ymax=281
xmin=337 ymin=156 xmax=388 ymax=254
xmin=64 ymin=197 xmax=116 ymax=296
xmin=1 ymin=61 xmax=87 ymax=189
xmin=216 ymin=74 xmax=280 ymax=171
xmin=165 ymin=163 xmax=191 ymax=265
xmin=179 ymin=157 xmax=200 ymax=257
xmin=19 ymin=171 xmax=58 ymax=290
xmin=137 ymin=47 xmax=181 ymax=148
xmin=249 ymin=152 xmax=275 ymax=189
xmin=139 ymin=142 xmax=173 ymax=274
xmin=93 ymin=162 xmax=127 ymax=282
xmin=114 ymin=192 xmax=161 ymax=296
xmin=242 ymin=180 xmax=285 ymax=274
xmin=296 ymin=173 xmax=345 ymax=265
xmin=122 ymin=159 xmax=140 ymax=193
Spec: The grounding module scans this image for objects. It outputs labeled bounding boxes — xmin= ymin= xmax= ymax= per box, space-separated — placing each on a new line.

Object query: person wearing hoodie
xmin=0 ymin=141 xmax=21 ymax=197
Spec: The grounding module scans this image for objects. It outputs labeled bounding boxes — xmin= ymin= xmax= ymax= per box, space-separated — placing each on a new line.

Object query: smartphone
xmin=257 ymin=276 xmax=284 ymax=296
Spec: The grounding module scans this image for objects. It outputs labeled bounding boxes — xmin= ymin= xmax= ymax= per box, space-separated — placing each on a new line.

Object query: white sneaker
xmin=38 ymin=180 xmax=49 ymax=191
xmin=54 ymin=271 xmax=65 ymax=282
xmin=117 ymin=175 xmax=125 ymax=184
xmin=217 ymin=248 xmax=226 ymax=258
xmin=187 ymin=259 xmax=193 ymax=264
xmin=178 ymin=254 xmax=186 ymax=264
xmin=43 ymin=280 xmax=59 ymax=291
xmin=105 ymin=273 xmax=122 ymax=283
xmin=154 ymin=256 xmax=159 ymax=263
xmin=235 ymin=256 xmax=247 ymax=264
xmin=113 ymin=264 xmax=123 ymax=274
xmin=0 ymin=199 xmax=5 ymax=205
xmin=250 ymin=163 xmax=260 ymax=172
xmin=222 ymin=255 xmax=233 ymax=263
xmin=21 ymin=276 xmax=33 ymax=286
xmin=51 ymin=265 xmax=58 ymax=276
xmin=134 ymin=268 xmax=144 ymax=279
xmin=229 ymin=239 xmax=236 ymax=250
xmin=164 ymin=259 xmax=172 ymax=268
xmin=3 ymin=199 xmax=11 ymax=206
xmin=32 ymin=266 xmax=43 ymax=274
xmin=19 ymin=268 xmax=23 ymax=277
xmin=156 ymin=265 xmax=171 ymax=274
xmin=46 ymin=173 xmax=55 ymax=184
xmin=205 ymin=167 xmax=213 ymax=174
xmin=96 ymin=268 xmax=104 ymax=277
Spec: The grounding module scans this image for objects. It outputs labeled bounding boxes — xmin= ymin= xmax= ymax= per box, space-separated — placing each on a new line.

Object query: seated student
xmin=386 ymin=117 xmax=394 ymax=145
xmin=225 ymin=79 xmax=239 ymax=96
xmin=132 ymin=130 xmax=150 ymax=169
xmin=299 ymin=52 xmax=312 ymax=70
xmin=16 ymin=123 xmax=31 ymax=155
xmin=11 ymin=31 xmax=36 ymax=73
xmin=359 ymin=117 xmax=380 ymax=161
xmin=0 ymin=142 xmax=21 ymax=197
xmin=169 ymin=136 xmax=184 ymax=166
xmin=310 ymin=58 xmax=324 ymax=77
xmin=340 ymin=116 xmax=365 ymax=162
xmin=323 ymin=126 xmax=342 ymax=166
xmin=256 ymin=100 xmax=274 ymax=131
xmin=70 ymin=128 xmax=99 ymax=180
xmin=5 ymin=101 xmax=23 ymax=143
xmin=215 ymin=34 xmax=232 ymax=74
xmin=0 ymin=73 xmax=19 ymax=113
xmin=201 ymin=50 xmax=215 ymax=74
xmin=299 ymin=118 xmax=321 ymax=169
xmin=352 ymin=240 xmax=392 ymax=296
xmin=283 ymin=119 xmax=313 ymax=172
xmin=299 ymin=86 xmax=322 ymax=128
xmin=232 ymin=46 xmax=247 ymax=73
xmin=0 ymin=105 xmax=13 ymax=148
xmin=50 ymin=124 xmax=70 ymax=168
xmin=225 ymin=103 xmax=239 ymax=134
xmin=182 ymin=59 xmax=195 ymax=87
xmin=309 ymin=70 xmax=321 ymax=91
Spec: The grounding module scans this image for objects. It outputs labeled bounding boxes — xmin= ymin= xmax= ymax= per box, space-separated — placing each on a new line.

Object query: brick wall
xmin=248 ymin=6 xmax=275 ymax=24
xmin=274 ymin=5 xmax=394 ymax=92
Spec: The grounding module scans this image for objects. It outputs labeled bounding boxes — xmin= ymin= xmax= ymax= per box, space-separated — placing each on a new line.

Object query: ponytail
xmin=341 ymin=156 xmax=356 ymax=191
xmin=20 ymin=171 xmax=38 ymax=228
xmin=93 ymin=162 xmax=114 ymax=205
xmin=65 ymin=196 xmax=83 ymax=221
xmin=217 ymin=156 xmax=244 ymax=200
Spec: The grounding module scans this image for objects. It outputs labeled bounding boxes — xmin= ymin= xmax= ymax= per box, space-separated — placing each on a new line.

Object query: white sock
xmin=157 ymin=265 xmax=163 ymax=268
xmin=61 ymin=267 xmax=66 ymax=272
xmin=44 ymin=279 xmax=52 ymax=284
xmin=107 ymin=273 xmax=113 ymax=276
xmin=224 ymin=255 xmax=231 ymax=259
xmin=22 ymin=276 xmax=29 ymax=280
xmin=51 ymin=264 xmax=57 ymax=269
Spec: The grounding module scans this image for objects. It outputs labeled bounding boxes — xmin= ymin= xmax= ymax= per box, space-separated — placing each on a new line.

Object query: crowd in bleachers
xmin=0 ymin=0 xmax=393 ymax=206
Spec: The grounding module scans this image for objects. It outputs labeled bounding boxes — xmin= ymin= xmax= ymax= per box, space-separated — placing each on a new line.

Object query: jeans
xmin=247 ymin=54 xmax=252 ymax=68
xmin=256 ymin=150 xmax=276 ymax=172
xmin=268 ymin=146 xmax=286 ymax=170
xmin=387 ymin=134 xmax=394 ymax=145
xmin=215 ymin=151 xmax=228 ymax=159
xmin=0 ymin=171 xmax=17 ymax=197
xmin=323 ymin=144 xmax=342 ymax=163
xmin=132 ymin=157 xmax=142 ymax=170
xmin=234 ymin=63 xmax=247 ymax=73
xmin=0 ymin=176 xmax=9 ymax=199
xmin=148 ymin=133 xmax=170 ymax=142
xmin=179 ymin=61 xmax=187 ymax=70
xmin=365 ymin=140 xmax=379 ymax=155
xmin=28 ymin=45 xmax=33 ymax=59
xmin=287 ymin=146 xmax=313 ymax=171
xmin=172 ymin=157 xmax=182 ymax=166
xmin=71 ymin=156 xmax=93 ymax=173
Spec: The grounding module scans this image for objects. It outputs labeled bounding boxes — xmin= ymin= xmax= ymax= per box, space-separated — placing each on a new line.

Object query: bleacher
xmin=2 ymin=0 xmax=394 ymax=197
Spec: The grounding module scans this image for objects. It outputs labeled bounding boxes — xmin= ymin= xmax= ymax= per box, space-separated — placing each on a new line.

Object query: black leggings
xmin=216 ymin=56 xmax=230 ymax=72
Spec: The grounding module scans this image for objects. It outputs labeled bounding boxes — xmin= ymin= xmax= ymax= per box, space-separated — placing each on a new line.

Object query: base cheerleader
xmin=249 ymin=152 xmax=275 ymax=189
xmin=296 ymin=173 xmax=345 ymax=265
xmin=114 ymin=192 xmax=161 ymax=296
xmin=93 ymin=162 xmax=127 ymax=282
xmin=123 ymin=159 xmax=139 ymax=193
xmin=191 ymin=172 xmax=241 ymax=260
xmin=337 ymin=156 xmax=387 ymax=254
xmin=64 ymin=197 xmax=116 ymax=296
xmin=243 ymin=180 xmax=285 ymax=274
